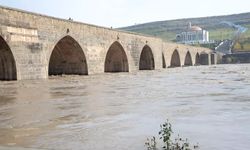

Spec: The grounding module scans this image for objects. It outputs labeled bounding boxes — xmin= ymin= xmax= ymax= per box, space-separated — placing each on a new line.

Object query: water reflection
xmin=0 ymin=64 xmax=250 ymax=150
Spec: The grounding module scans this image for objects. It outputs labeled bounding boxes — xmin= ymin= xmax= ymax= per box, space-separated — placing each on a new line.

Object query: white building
xmin=176 ymin=22 xmax=209 ymax=44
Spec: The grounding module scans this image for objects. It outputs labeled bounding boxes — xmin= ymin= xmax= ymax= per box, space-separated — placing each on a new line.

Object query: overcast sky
xmin=0 ymin=0 xmax=250 ymax=28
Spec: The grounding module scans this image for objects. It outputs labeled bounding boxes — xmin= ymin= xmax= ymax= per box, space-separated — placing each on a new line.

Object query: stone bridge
xmin=0 ymin=6 xmax=215 ymax=81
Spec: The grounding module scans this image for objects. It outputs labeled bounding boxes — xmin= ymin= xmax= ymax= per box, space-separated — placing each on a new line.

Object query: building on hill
xmin=176 ymin=22 xmax=209 ymax=44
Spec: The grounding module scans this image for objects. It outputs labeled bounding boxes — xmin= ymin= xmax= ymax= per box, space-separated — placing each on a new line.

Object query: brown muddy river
xmin=0 ymin=64 xmax=250 ymax=150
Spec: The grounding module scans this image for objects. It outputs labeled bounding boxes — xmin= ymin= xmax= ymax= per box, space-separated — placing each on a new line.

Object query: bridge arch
xmin=184 ymin=51 xmax=193 ymax=66
xmin=200 ymin=52 xmax=209 ymax=65
xmin=49 ymin=35 xmax=88 ymax=76
xmin=104 ymin=41 xmax=129 ymax=72
xmin=195 ymin=53 xmax=200 ymax=65
xmin=0 ymin=36 xmax=17 ymax=80
xmin=170 ymin=49 xmax=181 ymax=67
xmin=162 ymin=53 xmax=166 ymax=68
xmin=139 ymin=45 xmax=155 ymax=70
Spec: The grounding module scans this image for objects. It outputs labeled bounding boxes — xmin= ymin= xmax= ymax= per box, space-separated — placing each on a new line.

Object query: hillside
xmin=120 ymin=12 xmax=250 ymax=43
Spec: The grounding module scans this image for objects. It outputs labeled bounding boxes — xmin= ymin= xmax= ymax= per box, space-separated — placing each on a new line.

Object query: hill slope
xmin=120 ymin=13 xmax=250 ymax=42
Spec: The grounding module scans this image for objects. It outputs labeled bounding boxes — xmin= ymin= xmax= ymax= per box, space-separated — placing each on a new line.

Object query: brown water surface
xmin=0 ymin=64 xmax=250 ymax=150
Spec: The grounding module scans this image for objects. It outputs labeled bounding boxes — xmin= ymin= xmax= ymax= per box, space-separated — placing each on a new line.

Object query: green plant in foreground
xmin=159 ymin=120 xmax=172 ymax=150
xmin=145 ymin=120 xmax=199 ymax=150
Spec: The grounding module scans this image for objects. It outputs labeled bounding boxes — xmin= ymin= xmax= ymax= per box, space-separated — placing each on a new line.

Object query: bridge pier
xmin=210 ymin=53 xmax=217 ymax=65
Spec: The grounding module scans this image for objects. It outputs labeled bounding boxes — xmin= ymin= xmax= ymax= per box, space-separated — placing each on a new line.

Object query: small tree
xmin=159 ymin=120 xmax=172 ymax=150
xmin=145 ymin=119 xmax=199 ymax=150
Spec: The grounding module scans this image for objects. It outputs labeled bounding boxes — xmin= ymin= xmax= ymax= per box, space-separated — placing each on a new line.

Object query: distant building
xmin=176 ymin=22 xmax=209 ymax=44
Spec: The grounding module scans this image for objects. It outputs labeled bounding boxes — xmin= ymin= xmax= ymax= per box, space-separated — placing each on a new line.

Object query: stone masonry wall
xmin=0 ymin=6 xmax=213 ymax=80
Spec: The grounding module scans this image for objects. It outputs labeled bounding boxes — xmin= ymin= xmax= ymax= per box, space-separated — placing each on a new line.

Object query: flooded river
xmin=0 ymin=64 xmax=250 ymax=150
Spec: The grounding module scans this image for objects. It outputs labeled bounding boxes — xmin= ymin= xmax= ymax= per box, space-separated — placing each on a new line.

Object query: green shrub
xmin=145 ymin=120 xmax=199 ymax=150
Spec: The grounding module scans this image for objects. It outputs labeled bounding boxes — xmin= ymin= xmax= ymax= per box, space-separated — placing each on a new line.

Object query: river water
xmin=0 ymin=64 xmax=250 ymax=150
